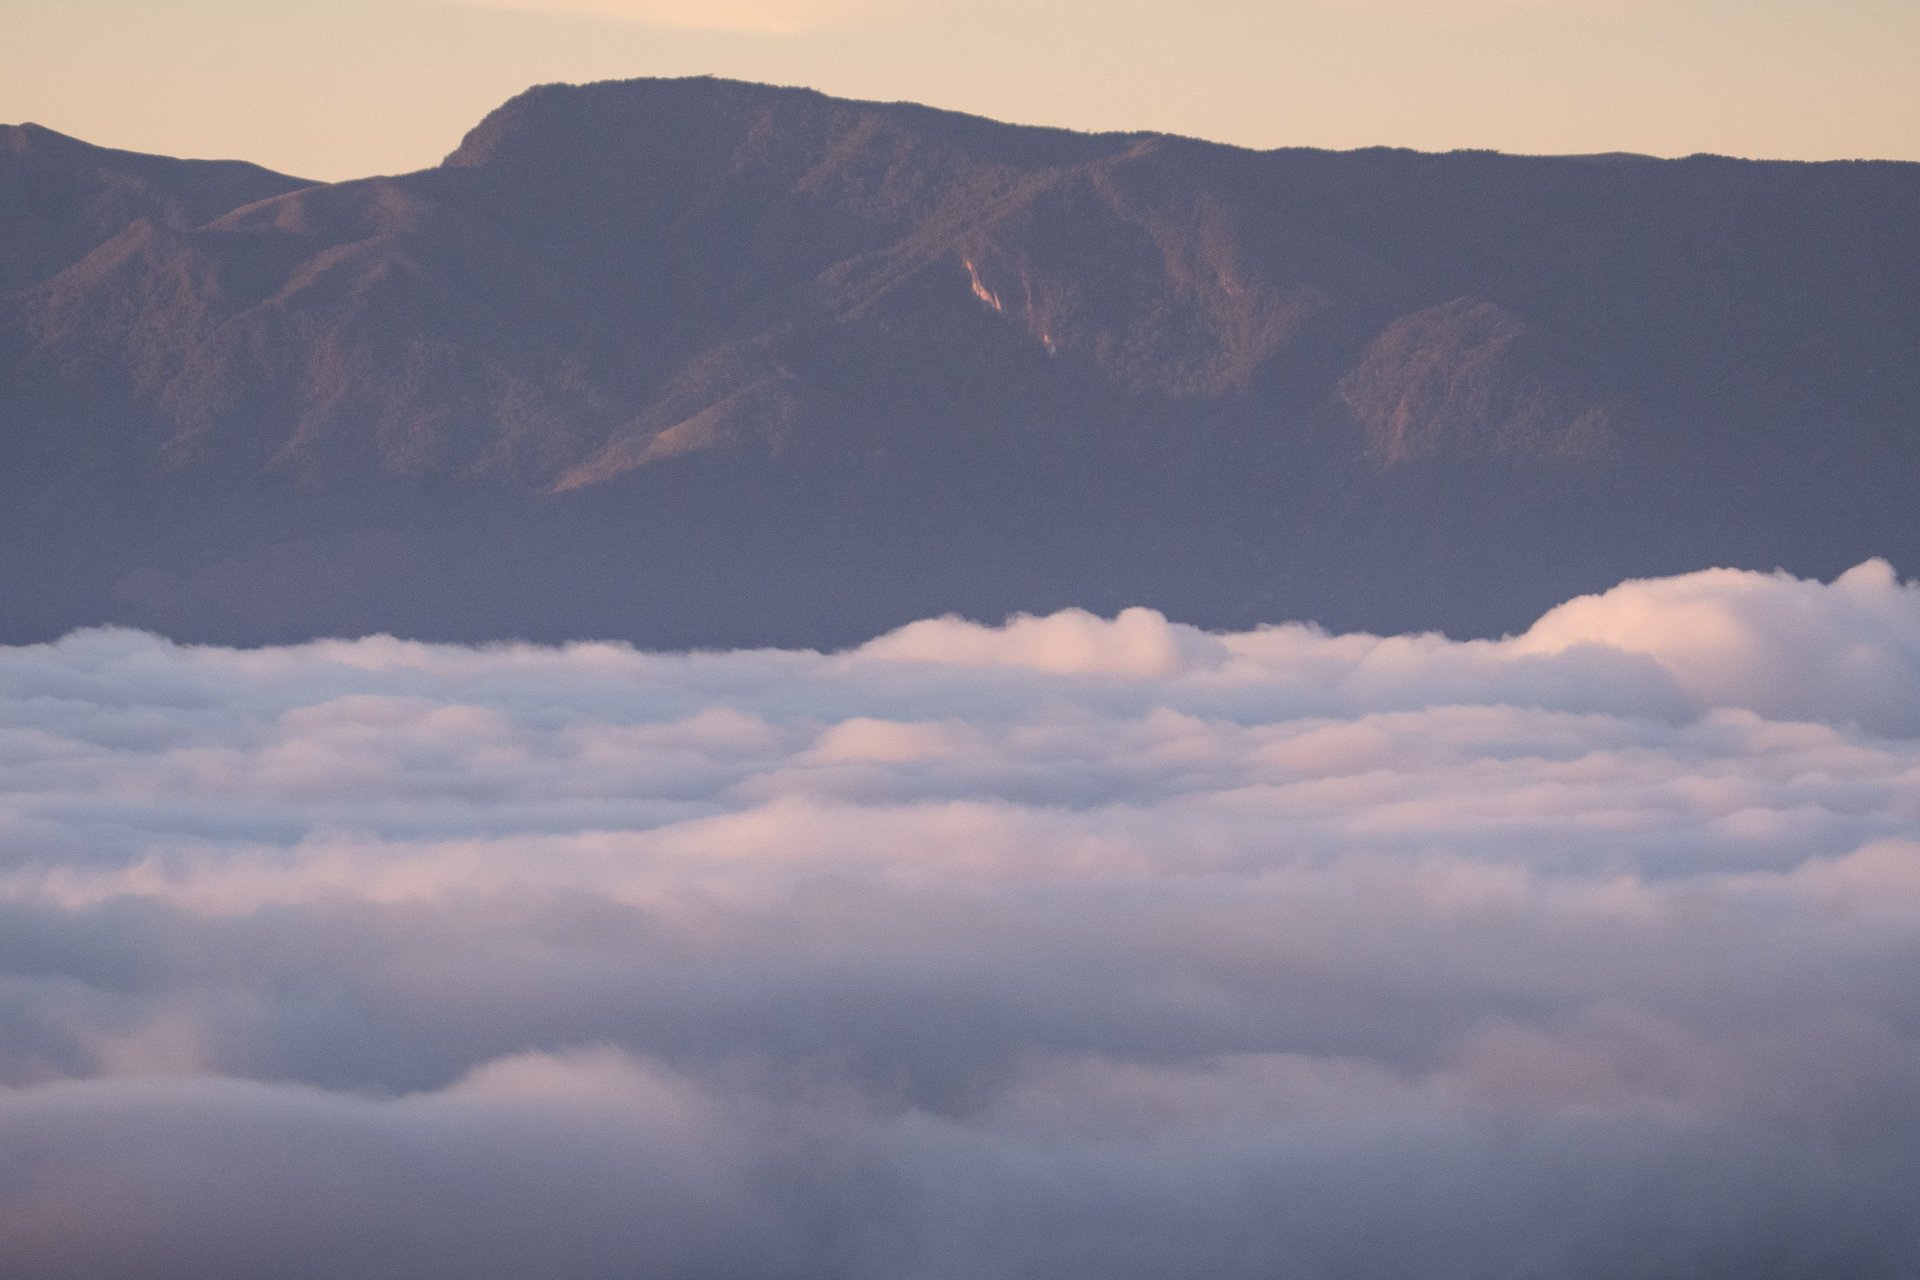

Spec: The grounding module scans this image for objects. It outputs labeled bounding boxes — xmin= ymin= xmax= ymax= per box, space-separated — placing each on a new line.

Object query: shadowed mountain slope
xmin=0 ymin=123 xmax=311 ymax=295
xmin=3 ymin=78 xmax=1918 ymax=646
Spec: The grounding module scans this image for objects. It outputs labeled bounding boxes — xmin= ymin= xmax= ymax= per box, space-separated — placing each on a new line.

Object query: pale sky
xmin=5 ymin=0 xmax=1917 ymax=180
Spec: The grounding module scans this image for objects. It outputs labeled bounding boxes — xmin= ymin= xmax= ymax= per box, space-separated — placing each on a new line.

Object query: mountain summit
xmin=3 ymin=77 xmax=1917 ymax=645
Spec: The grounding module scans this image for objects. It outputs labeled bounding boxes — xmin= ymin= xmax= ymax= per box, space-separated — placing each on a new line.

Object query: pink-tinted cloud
xmin=0 ymin=561 xmax=1917 ymax=1275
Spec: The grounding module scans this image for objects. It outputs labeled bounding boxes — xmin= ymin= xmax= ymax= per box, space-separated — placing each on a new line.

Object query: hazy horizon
xmin=6 ymin=0 xmax=1917 ymax=180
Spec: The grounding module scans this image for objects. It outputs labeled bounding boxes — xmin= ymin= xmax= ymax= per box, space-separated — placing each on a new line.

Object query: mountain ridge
xmin=2 ymin=77 xmax=1917 ymax=648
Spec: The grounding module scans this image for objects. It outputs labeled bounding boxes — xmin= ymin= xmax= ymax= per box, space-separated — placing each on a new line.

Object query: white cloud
xmin=862 ymin=605 xmax=1223 ymax=677
xmin=0 ymin=561 xmax=1918 ymax=1274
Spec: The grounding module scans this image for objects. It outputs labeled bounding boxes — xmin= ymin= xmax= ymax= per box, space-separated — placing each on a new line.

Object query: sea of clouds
xmin=2 ymin=560 xmax=1919 ymax=1277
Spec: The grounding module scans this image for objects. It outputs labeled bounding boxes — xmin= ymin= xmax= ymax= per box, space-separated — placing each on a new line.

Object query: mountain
xmin=0 ymin=123 xmax=311 ymax=296
xmin=3 ymin=77 xmax=1918 ymax=647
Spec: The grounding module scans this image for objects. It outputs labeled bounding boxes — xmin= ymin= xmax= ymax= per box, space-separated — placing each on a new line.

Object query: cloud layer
xmin=2 ymin=561 xmax=1919 ymax=1276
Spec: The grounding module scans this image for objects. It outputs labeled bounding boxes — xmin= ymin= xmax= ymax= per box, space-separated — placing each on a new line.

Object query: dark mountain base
xmin=4 ymin=432 xmax=1900 ymax=648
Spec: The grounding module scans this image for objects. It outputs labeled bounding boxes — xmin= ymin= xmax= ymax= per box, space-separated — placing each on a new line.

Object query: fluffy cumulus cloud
xmin=3 ymin=561 xmax=1920 ymax=1276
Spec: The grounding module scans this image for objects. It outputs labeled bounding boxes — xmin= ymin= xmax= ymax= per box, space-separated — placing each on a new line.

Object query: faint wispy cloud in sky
xmin=1302 ymin=0 xmax=1657 ymax=16
xmin=440 ymin=0 xmax=1652 ymax=34
xmin=442 ymin=0 xmax=939 ymax=34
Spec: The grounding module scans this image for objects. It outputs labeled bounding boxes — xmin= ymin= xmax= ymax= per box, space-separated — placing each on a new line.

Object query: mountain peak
xmin=439 ymin=75 xmax=1134 ymax=176
xmin=1 ymin=121 xmax=91 ymax=155
xmin=442 ymin=76 xmax=835 ymax=170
